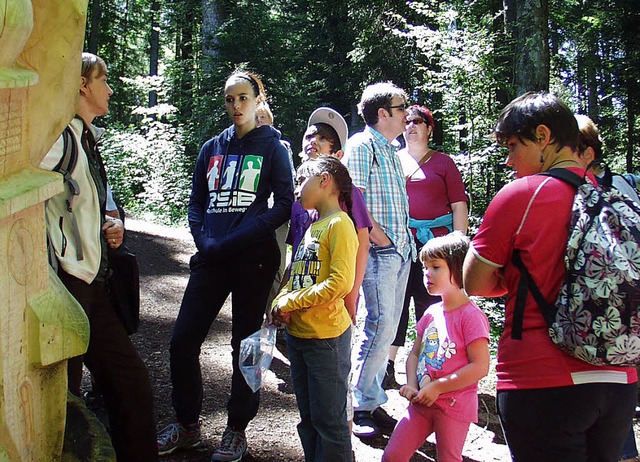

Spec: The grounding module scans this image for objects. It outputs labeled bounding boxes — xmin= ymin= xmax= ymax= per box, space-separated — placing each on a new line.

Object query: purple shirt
xmin=288 ymin=185 xmax=372 ymax=255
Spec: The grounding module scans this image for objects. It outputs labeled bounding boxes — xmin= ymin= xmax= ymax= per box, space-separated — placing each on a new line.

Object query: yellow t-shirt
xmin=276 ymin=211 xmax=358 ymax=339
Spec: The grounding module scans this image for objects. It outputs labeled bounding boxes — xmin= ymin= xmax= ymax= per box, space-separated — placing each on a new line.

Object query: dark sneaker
xmin=382 ymin=360 xmax=401 ymax=390
xmin=211 ymin=427 xmax=248 ymax=461
xmin=157 ymin=422 xmax=202 ymax=456
xmin=352 ymin=411 xmax=378 ymax=437
xmin=371 ymin=407 xmax=397 ymax=430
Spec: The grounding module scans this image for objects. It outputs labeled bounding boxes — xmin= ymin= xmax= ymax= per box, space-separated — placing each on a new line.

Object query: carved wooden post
xmin=0 ymin=1 xmax=90 ymax=460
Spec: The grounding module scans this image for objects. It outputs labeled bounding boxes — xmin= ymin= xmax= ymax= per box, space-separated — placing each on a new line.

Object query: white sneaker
xmin=210 ymin=427 xmax=247 ymax=462
xmin=157 ymin=422 xmax=202 ymax=455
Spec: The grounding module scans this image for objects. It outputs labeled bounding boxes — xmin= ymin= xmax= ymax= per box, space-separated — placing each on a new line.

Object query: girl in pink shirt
xmin=383 ymin=232 xmax=490 ymax=462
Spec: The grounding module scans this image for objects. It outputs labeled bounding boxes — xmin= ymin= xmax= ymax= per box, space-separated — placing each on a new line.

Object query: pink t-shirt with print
xmin=415 ymin=300 xmax=490 ymax=422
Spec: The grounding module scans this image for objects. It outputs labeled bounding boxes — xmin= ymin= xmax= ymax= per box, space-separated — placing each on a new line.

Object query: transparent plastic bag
xmin=239 ymin=325 xmax=278 ymax=392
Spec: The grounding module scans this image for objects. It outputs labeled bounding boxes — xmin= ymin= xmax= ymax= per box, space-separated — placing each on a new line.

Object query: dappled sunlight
xmin=125 ymin=220 xmax=510 ymax=461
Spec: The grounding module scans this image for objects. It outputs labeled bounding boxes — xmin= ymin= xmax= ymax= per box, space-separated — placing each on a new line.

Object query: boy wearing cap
xmin=288 ymin=107 xmax=371 ymax=323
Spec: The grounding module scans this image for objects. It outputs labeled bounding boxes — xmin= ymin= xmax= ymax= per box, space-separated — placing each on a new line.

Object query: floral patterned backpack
xmin=511 ymin=168 xmax=640 ymax=366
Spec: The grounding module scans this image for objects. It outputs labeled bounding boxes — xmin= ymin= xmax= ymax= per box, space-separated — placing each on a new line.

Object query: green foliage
xmin=86 ymin=0 xmax=639 ymax=232
xmin=86 ymin=0 xmax=159 ymax=126
xmin=397 ymin=1 xmax=513 ymax=219
xmin=550 ymin=0 xmax=640 ymax=170
xmin=84 ymin=0 xmax=640 ymax=338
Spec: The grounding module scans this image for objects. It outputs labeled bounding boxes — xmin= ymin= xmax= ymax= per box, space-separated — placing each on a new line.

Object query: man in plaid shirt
xmin=344 ymin=82 xmax=416 ymax=437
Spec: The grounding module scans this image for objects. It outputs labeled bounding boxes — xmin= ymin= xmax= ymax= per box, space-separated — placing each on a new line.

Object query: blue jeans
xmin=352 ymin=244 xmax=411 ymax=411
xmin=287 ymin=329 xmax=352 ymax=462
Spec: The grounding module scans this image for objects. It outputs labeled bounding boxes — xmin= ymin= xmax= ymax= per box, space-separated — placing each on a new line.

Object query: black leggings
xmin=497 ymin=383 xmax=636 ymax=462
xmin=170 ymin=239 xmax=280 ymax=431
xmin=392 ymin=257 xmax=440 ymax=347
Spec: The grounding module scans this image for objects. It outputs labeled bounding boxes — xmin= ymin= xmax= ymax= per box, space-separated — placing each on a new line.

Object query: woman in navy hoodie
xmin=158 ymin=71 xmax=294 ymax=461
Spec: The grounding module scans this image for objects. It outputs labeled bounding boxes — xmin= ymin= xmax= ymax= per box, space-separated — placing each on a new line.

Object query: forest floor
xmin=99 ymin=217 xmax=605 ymax=462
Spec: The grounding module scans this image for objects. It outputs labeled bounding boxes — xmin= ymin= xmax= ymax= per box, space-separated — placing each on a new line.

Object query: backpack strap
xmin=511 ymin=250 xmax=555 ymax=339
xmin=509 ymin=169 xmax=580 ymax=340
xmin=54 ymin=127 xmax=80 ymax=195
xmin=46 ymin=230 xmax=59 ymax=272
xmin=540 ymin=168 xmax=586 ymax=188
xmin=599 ymin=166 xmax=614 ymax=188
xmin=53 ymin=127 xmax=84 ymax=261
xmin=369 ymin=140 xmax=380 ymax=168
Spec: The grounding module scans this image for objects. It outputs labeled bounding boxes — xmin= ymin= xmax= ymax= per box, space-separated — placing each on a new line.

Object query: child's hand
xmin=399 ymin=384 xmax=418 ymax=402
xmin=271 ymin=306 xmax=291 ymax=325
xmin=344 ymin=293 xmax=358 ymax=325
xmin=413 ymin=382 xmax=441 ymax=406
xmin=264 ymin=306 xmax=276 ymax=326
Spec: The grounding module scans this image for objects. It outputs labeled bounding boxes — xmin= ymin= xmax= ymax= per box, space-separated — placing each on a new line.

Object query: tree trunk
xmin=504 ymin=0 xmax=549 ymax=95
xmin=149 ymin=0 xmax=160 ymax=108
xmin=580 ymin=0 xmax=598 ymax=119
xmin=576 ymin=50 xmax=585 ymax=113
xmin=87 ymin=0 xmax=102 ymax=53
xmin=202 ymin=0 xmax=222 ymax=79
xmin=118 ymin=0 xmax=130 ymax=80
xmin=492 ymin=0 xmax=512 ymax=107
xmin=459 ymin=113 xmax=468 ymax=152
xmin=586 ymin=55 xmax=598 ymax=120
xmin=177 ymin=23 xmax=194 ymax=119
xmin=621 ymin=0 xmax=639 ymax=172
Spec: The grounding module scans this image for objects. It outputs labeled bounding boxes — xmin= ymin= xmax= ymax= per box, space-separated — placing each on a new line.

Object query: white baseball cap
xmin=307 ymin=107 xmax=349 ymax=151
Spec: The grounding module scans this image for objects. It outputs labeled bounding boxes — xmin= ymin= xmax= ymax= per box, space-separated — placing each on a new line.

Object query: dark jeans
xmin=287 ymin=329 xmax=352 ymax=462
xmin=170 ymin=239 xmax=279 ymax=431
xmin=59 ymin=270 xmax=158 ymax=462
xmin=392 ymin=256 xmax=440 ymax=347
xmin=497 ymin=383 xmax=636 ymax=462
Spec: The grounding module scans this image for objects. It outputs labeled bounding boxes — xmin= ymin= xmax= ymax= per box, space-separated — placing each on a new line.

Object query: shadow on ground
xmin=83 ymin=223 xmax=511 ymax=462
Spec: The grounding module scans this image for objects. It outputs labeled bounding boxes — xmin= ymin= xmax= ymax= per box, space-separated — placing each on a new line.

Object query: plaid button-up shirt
xmin=344 ymin=126 xmax=415 ymax=261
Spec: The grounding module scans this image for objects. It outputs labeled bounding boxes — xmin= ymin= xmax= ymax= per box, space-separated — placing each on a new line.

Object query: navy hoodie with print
xmin=188 ymin=124 xmax=294 ymax=259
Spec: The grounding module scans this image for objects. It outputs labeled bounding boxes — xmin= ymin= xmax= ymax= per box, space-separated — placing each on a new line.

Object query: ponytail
xmin=297 ymin=157 xmax=356 ymax=229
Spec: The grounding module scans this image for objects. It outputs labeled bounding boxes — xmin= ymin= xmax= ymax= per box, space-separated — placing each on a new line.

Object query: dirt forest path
xmin=124 ymin=218 xmax=511 ymax=462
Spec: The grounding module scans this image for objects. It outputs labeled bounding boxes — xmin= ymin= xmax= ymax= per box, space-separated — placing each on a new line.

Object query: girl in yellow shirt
xmin=272 ymin=156 xmax=358 ymax=461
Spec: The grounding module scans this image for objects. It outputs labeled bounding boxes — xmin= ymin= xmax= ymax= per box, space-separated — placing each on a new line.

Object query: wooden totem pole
xmin=0 ymin=1 xmax=90 ymax=460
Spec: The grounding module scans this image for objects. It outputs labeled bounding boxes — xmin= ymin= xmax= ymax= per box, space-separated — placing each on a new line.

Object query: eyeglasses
xmin=406 ymin=118 xmax=425 ymax=125
xmin=388 ymin=103 xmax=407 ymax=111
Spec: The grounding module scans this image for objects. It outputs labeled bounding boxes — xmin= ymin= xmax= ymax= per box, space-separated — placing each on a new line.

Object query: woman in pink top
xmin=385 ymin=105 xmax=468 ymax=389
xmin=463 ymin=92 xmax=637 ymax=461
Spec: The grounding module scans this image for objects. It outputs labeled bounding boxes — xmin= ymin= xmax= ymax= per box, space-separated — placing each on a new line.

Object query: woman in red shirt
xmin=463 ymin=92 xmax=637 ymax=461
